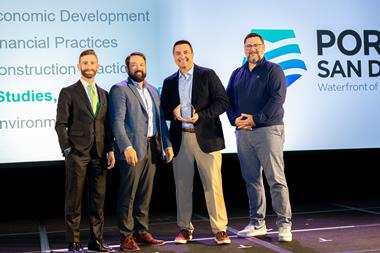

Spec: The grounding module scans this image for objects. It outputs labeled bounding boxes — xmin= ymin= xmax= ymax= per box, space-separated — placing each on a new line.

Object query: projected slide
xmin=1 ymin=0 xmax=379 ymax=163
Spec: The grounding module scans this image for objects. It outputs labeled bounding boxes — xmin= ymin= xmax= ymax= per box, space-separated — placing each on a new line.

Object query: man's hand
xmin=165 ymin=147 xmax=174 ymax=163
xmin=173 ymin=104 xmax=186 ymax=122
xmin=124 ymin=147 xmax=138 ymax=167
xmin=186 ymin=112 xmax=199 ymax=124
xmin=235 ymin=113 xmax=256 ymax=130
xmin=106 ymin=151 xmax=116 ymax=169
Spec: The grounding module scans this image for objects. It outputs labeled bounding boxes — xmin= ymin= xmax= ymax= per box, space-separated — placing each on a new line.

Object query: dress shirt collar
xmin=80 ymin=78 xmax=95 ymax=89
xmin=129 ymin=78 xmax=145 ymax=89
xmin=178 ymin=65 xmax=194 ymax=80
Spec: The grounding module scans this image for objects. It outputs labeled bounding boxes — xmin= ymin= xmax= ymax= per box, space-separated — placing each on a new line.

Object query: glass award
xmin=180 ymin=102 xmax=195 ymax=122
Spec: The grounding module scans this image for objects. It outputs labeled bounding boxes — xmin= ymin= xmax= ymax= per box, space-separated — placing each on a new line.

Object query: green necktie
xmin=90 ymin=84 xmax=99 ymax=115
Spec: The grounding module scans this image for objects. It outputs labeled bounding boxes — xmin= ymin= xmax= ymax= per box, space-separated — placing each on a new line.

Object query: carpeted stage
xmin=1 ymin=200 xmax=380 ymax=253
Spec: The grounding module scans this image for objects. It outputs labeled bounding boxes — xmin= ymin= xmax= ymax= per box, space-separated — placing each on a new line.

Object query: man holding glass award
xmin=161 ymin=40 xmax=231 ymax=245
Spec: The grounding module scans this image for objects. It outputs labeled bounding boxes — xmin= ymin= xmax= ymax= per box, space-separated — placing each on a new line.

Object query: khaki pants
xmin=173 ymin=132 xmax=228 ymax=234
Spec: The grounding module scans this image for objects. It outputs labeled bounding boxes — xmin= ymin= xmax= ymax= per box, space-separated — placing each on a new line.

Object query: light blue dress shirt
xmin=178 ymin=66 xmax=194 ymax=128
xmin=131 ymin=80 xmax=157 ymax=137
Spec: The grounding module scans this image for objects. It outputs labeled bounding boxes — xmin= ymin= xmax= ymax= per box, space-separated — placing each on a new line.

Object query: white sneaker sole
xmin=215 ymin=239 xmax=231 ymax=245
xmin=174 ymin=240 xmax=187 ymax=244
xmin=237 ymin=230 xmax=267 ymax=238
xmin=278 ymin=235 xmax=292 ymax=242
xmin=174 ymin=237 xmax=192 ymax=244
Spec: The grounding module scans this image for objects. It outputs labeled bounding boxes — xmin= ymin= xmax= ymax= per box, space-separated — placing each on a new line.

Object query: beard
xmin=81 ymin=69 xmax=96 ymax=79
xmin=128 ymin=70 xmax=146 ymax=82
xmin=247 ymin=53 xmax=262 ymax=64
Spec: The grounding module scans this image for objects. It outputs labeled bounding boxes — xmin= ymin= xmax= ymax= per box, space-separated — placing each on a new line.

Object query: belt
xmin=147 ymin=136 xmax=155 ymax=142
xmin=182 ymin=128 xmax=195 ymax=133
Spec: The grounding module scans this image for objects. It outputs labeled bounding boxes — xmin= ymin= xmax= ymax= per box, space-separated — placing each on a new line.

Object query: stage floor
xmin=1 ymin=200 xmax=380 ymax=253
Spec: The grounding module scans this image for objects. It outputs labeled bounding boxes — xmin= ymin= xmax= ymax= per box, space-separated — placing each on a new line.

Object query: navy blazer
xmin=109 ymin=78 xmax=172 ymax=160
xmin=161 ymin=64 xmax=229 ymax=156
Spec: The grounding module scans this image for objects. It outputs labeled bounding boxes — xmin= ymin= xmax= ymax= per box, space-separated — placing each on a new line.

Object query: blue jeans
xmin=236 ymin=125 xmax=292 ymax=228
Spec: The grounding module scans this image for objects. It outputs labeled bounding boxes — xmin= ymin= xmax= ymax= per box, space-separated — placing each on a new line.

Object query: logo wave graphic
xmin=250 ymin=29 xmax=307 ymax=86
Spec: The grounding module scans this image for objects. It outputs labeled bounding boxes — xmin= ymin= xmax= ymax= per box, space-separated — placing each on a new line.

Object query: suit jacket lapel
xmin=74 ymin=81 xmax=94 ymax=116
xmin=95 ymin=84 xmax=105 ymax=117
xmin=95 ymin=84 xmax=102 ymax=104
xmin=126 ymin=79 xmax=148 ymax=114
xmin=146 ymin=84 xmax=161 ymax=133
xmin=174 ymin=71 xmax=181 ymax=106
xmin=146 ymin=84 xmax=159 ymax=115
xmin=191 ymin=65 xmax=199 ymax=106
xmin=147 ymin=83 xmax=165 ymax=153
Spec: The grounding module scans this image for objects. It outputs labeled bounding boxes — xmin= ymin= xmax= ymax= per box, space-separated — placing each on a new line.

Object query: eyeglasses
xmin=245 ymin=43 xmax=263 ymax=49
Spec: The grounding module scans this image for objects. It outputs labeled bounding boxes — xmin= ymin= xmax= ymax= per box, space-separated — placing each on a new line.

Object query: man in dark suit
xmin=109 ymin=52 xmax=174 ymax=252
xmin=55 ymin=49 xmax=115 ymax=253
xmin=160 ymin=40 xmax=231 ymax=245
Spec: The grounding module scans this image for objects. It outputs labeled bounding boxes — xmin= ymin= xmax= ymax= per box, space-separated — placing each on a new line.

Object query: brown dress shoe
xmin=174 ymin=229 xmax=193 ymax=244
xmin=134 ymin=232 xmax=165 ymax=246
xmin=120 ymin=236 xmax=140 ymax=252
xmin=215 ymin=231 xmax=231 ymax=245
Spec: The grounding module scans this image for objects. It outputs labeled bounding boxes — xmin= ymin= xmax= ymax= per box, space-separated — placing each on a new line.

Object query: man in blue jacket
xmin=226 ymin=32 xmax=292 ymax=242
xmin=109 ymin=52 xmax=174 ymax=251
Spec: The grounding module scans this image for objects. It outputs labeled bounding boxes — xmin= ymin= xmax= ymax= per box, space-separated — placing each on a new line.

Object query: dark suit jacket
xmin=161 ymin=64 xmax=229 ymax=156
xmin=55 ymin=80 xmax=114 ymax=158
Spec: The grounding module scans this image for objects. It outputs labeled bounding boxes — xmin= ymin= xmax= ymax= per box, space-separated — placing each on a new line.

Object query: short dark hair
xmin=173 ymin=40 xmax=193 ymax=53
xmin=79 ymin=49 xmax=97 ymax=62
xmin=244 ymin=32 xmax=264 ymax=44
xmin=125 ymin=52 xmax=146 ymax=68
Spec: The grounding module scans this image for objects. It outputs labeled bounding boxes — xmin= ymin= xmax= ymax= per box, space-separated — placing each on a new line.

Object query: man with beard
xmin=56 ymin=49 xmax=115 ymax=252
xmin=109 ymin=52 xmax=174 ymax=252
xmin=226 ymin=33 xmax=292 ymax=242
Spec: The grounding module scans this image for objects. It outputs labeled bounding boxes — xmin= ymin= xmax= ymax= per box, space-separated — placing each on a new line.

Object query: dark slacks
xmin=117 ymin=140 xmax=157 ymax=237
xmin=64 ymin=149 xmax=107 ymax=243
